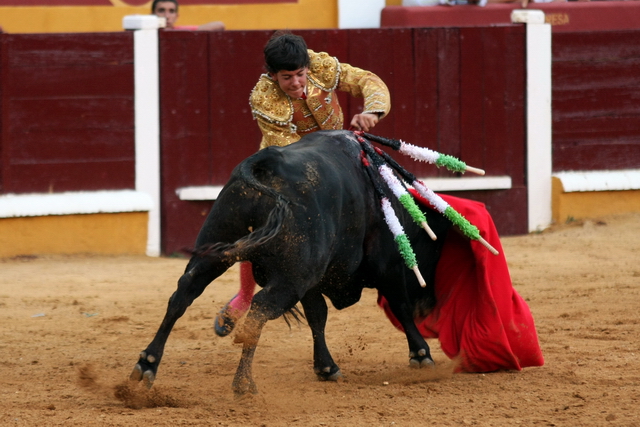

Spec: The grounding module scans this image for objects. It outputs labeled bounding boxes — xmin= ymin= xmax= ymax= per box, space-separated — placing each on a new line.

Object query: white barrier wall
xmin=511 ymin=9 xmax=553 ymax=233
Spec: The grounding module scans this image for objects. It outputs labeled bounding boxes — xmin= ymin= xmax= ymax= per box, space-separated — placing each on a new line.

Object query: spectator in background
xmin=152 ymin=0 xmax=225 ymax=31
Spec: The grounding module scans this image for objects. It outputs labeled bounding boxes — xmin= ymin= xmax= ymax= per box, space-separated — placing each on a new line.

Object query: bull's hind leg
xmin=300 ymin=289 xmax=342 ymax=381
xmin=130 ymin=257 xmax=229 ymax=388
xmin=381 ymin=289 xmax=435 ymax=368
xmin=230 ymin=313 xmax=265 ymax=395
xmin=231 ymin=284 xmax=300 ymax=395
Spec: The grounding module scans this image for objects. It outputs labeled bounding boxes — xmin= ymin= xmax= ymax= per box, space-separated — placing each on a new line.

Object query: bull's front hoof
xmin=409 ymin=349 xmax=435 ymax=369
xmin=409 ymin=357 xmax=435 ymax=368
xmin=129 ymin=351 xmax=158 ymax=388
xmin=314 ymin=365 xmax=343 ymax=382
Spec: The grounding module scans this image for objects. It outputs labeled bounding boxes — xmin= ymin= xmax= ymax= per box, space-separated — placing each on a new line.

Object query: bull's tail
xmin=193 ymin=194 xmax=289 ymax=262
xmin=239 ymin=150 xmax=287 ymax=201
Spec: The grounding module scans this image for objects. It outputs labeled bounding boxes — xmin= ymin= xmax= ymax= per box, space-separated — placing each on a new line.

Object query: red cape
xmin=377 ymin=193 xmax=544 ymax=372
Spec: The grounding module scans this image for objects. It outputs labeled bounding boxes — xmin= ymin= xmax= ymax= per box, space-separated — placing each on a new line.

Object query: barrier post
xmin=512 ymin=10 xmax=552 ymax=232
xmin=123 ymin=15 xmax=164 ymax=256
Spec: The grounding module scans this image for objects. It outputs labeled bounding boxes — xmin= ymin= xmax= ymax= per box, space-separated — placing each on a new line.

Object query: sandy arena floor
xmin=1 ymin=212 xmax=639 ymax=426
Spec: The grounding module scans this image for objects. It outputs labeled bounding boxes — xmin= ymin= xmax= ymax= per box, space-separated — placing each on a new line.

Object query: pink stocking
xmin=228 ymin=261 xmax=255 ymax=315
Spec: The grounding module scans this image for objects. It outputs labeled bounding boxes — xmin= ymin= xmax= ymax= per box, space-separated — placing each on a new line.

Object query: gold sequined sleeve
xmin=256 ymin=117 xmax=301 ymax=150
xmin=337 ymin=63 xmax=391 ymax=118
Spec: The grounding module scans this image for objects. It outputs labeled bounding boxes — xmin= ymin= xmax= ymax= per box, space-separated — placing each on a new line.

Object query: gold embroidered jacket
xmin=249 ymin=50 xmax=391 ymax=149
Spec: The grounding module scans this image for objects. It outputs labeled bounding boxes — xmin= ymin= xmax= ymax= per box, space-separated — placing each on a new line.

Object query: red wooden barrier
xmin=381 ymin=2 xmax=640 ymax=33
xmin=158 ymin=30 xmax=268 ymax=254
xmin=552 ymin=30 xmax=640 ymax=172
xmin=0 ymin=32 xmax=135 ymax=194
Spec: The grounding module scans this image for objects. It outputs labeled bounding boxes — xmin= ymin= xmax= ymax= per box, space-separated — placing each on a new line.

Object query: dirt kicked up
xmin=1 ymin=212 xmax=639 ymax=426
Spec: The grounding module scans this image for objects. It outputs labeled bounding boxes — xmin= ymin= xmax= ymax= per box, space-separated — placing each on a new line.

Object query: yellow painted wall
xmin=0 ymin=212 xmax=148 ymax=258
xmin=0 ymin=0 xmax=397 ymax=34
xmin=0 ymin=0 xmax=336 ymax=33
xmin=552 ymin=177 xmax=640 ymax=224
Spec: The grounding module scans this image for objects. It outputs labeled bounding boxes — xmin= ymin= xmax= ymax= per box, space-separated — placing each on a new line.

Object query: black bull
xmin=130 ymin=130 xmax=453 ymax=395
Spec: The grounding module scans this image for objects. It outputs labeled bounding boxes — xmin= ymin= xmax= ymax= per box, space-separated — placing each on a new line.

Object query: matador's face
xmin=270 ymin=67 xmax=308 ymax=100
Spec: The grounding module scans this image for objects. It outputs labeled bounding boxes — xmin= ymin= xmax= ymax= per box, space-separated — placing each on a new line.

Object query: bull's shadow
xmin=130 ymin=130 xmax=453 ymax=395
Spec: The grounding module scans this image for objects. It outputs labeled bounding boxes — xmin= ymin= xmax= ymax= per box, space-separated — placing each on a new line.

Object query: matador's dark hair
xmin=264 ymin=31 xmax=310 ymax=74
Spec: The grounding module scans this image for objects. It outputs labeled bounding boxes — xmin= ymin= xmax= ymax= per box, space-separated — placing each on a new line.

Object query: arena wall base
xmin=0 ymin=190 xmax=153 ymax=258
xmin=552 ymin=170 xmax=640 ymax=224
xmin=0 ymin=212 xmax=149 ymax=258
